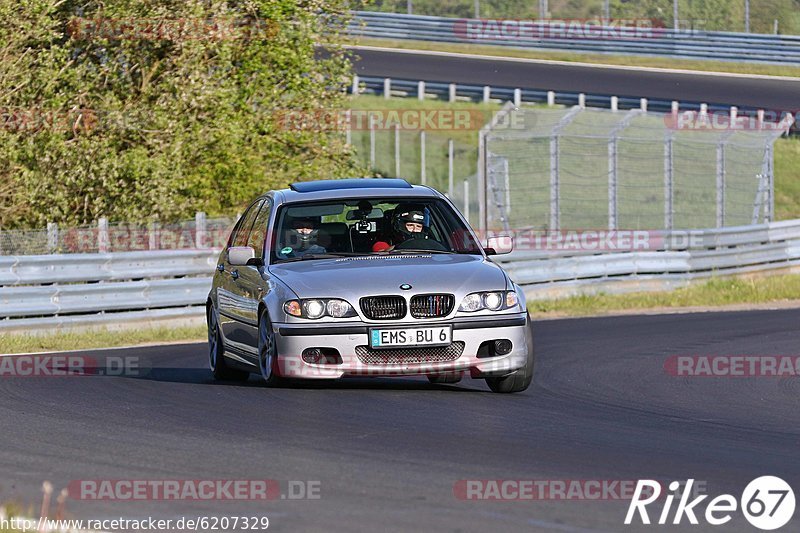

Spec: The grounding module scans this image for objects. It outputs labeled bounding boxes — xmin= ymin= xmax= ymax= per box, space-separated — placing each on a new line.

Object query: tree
xmin=0 ymin=0 xmax=365 ymax=228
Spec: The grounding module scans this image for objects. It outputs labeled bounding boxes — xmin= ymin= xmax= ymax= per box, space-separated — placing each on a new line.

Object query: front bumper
xmin=272 ymin=315 xmax=530 ymax=379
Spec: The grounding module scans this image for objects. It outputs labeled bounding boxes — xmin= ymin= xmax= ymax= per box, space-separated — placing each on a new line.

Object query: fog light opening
xmin=494 ymin=339 xmax=513 ymax=356
xmin=302 ymin=348 xmax=324 ymax=364
xmin=302 ymin=348 xmax=342 ymax=365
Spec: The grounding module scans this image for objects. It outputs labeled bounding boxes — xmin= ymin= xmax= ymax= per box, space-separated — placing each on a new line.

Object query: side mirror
xmin=228 ymin=246 xmax=257 ymax=266
xmin=485 ymin=235 xmax=513 ymax=255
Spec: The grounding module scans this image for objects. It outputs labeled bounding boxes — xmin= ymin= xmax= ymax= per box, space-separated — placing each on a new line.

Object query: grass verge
xmin=0 ymin=325 xmax=206 ymax=355
xmin=528 ymin=274 xmax=800 ymax=318
xmin=351 ymin=37 xmax=800 ymax=78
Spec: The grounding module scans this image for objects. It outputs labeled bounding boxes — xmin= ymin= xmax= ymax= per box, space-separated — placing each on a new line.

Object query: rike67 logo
xmin=626 ymin=477 xmax=795 ymax=530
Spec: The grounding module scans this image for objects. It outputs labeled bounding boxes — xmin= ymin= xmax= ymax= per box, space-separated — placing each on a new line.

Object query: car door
xmin=218 ymin=198 xmax=264 ymax=362
xmin=235 ymin=196 xmax=274 ymax=354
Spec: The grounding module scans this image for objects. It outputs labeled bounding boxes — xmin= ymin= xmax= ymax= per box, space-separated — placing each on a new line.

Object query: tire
xmin=258 ymin=309 xmax=284 ymax=387
xmin=427 ymin=372 xmax=463 ymax=384
xmin=208 ymin=306 xmax=250 ymax=382
xmin=485 ymin=314 xmax=535 ymax=394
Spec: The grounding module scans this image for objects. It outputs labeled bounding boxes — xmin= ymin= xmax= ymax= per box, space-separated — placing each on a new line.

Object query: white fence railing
xmin=2 ymin=220 xmax=800 ymax=331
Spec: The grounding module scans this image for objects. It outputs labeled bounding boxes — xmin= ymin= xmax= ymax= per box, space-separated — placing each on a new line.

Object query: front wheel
xmin=208 ymin=307 xmax=249 ymax=382
xmin=485 ymin=314 xmax=535 ymax=394
xmin=258 ymin=310 xmax=284 ymax=387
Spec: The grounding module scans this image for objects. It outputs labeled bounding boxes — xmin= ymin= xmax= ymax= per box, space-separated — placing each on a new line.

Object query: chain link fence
xmin=481 ymin=104 xmax=791 ymax=232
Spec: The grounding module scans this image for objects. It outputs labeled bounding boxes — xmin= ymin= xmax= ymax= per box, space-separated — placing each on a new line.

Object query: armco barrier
xmin=2 ymin=220 xmax=800 ymax=331
xmin=501 ymin=220 xmax=800 ymax=297
xmin=350 ymin=11 xmax=800 ymax=65
xmin=0 ymin=249 xmax=218 ymax=333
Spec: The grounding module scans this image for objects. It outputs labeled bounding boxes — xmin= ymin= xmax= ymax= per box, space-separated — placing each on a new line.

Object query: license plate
xmin=370 ymin=326 xmax=452 ymax=349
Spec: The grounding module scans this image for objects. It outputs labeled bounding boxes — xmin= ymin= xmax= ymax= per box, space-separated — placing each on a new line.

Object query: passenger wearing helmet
xmin=280 ymin=217 xmax=327 ymax=258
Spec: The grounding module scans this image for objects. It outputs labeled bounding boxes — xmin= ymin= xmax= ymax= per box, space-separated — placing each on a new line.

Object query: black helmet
xmin=393 ymin=208 xmax=427 ymax=240
xmin=287 ymin=217 xmax=319 ymax=246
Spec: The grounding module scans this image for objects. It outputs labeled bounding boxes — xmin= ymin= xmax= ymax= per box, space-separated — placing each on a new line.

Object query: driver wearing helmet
xmin=279 ymin=217 xmax=327 ymax=258
xmin=392 ymin=209 xmax=427 ymax=243
xmin=372 ymin=207 xmax=428 ymax=252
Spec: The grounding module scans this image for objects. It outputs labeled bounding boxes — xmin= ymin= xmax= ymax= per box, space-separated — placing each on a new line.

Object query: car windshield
xmin=270 ymin=197 xmax=482 ymax=264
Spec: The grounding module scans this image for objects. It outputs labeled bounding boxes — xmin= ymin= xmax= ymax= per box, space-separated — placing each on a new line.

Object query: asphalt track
xmin=351 ymin=47 xmax=800 ymax=111
xmin=2 ymin=309 xmax=799 ymax=531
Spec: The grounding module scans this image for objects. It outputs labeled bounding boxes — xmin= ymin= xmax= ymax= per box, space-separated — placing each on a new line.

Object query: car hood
xmin=268 ymin=254 xmax=508 ymax=299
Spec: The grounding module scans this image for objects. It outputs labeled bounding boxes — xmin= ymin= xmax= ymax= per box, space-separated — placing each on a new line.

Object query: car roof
xmin=275 ymin=178 xmax=441 ymax=204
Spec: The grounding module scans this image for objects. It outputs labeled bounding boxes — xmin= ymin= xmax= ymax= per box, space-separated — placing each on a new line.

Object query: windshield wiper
xmin=391 ymin=249 xmax=456 ymax=254
xmin=275 ymin=253 xmax=354 ymax=263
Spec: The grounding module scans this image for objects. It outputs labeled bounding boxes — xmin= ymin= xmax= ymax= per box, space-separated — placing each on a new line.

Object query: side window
xmin=232 ymin=199 xmax=264 ymax=248
xmin=247 ymin=198 xmax=273 ymax=258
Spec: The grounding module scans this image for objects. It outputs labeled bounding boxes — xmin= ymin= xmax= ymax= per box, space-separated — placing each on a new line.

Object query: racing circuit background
xmin=1 ymin=2 xmax=800 ymax=532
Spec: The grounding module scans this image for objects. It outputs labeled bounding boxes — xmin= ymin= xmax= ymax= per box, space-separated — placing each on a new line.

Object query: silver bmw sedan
xmin=207 ymin=178 xmax=534 ymax=393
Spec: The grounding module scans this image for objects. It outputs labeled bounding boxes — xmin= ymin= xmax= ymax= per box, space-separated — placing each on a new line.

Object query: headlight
xmin=326 ymin=299 xmax=352 ymax=318
xmin=459 ymin=291 xmax=520 ymax=312
xmin=484 ymin=292 xmax=504 ymax=311
xmin=459 ymin=293 xmax=483 ymax=312
xmin=304 ymin=300 xmax=326 ymax=319
xmin=284 ymin=299 xmax=356 ymax=319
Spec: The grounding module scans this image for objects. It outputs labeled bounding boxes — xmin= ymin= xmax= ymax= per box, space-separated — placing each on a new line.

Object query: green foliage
xmin=0 ymin=0 xmax=366 ymax=228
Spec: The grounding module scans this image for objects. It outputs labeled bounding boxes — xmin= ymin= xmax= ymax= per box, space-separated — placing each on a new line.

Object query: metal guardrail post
xmin=768 ymin=143 xmax=775 ymax=222
xmin=548 ymin=106 xmax=582 ymax=231
xmin=383 ymin=78 xmax=391 ymax=99
xmin=478 ymin=102 xmax=516 ymax=233
xmin=549 ymin=135 xmax=559 ymax=230
xmin=47 ymin=223 xmax=59 ymax=254
xmin=352 ymin=75 xmax=359 ymax=97
xmin=98 ymin=218 xmax=109 ymax=253
xmin=149 ymin=221 xmax=159 ymax=250
xmin=394 ymin=124 xmax=401 ymax=177
xmin=448 ymin=139 xmax=454 ymax=198
xmin=417 ymin=81 xmax=425 ymax=101
xmin=464 ymin=180 xmax=470 ymax=222
xmin=716 ymin=142 xmax=725 ymax=228
xmin=420 ymin=131 xmax=426 ymax=185
xmin=369 ymin=114 xmax=376 ymax=168
xmin=664 ymin=134 xmax=675 ymax=230
xmin=195 ymin=211 xmax=207 ymax=248
xmin=607 ymin=109 xmax=641 ymax=230
xmin=449 ymin=83 xmax=457 ymax=103
xmin=478 ymin=129 xmax=485 ymax=233
xmin=483 ymin=86 xmax=491 ymax=104
xmin=716 ymin=131 xmax=735 ymax=228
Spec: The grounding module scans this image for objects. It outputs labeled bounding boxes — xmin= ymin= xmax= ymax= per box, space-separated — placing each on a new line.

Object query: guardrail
xmin=0 ymin=250 xmax=218 ymax=333
xmin=3 ymin=220 xmax=800 ymax=332
xmin=350 ymin=11 xmax=800 ymax=65
xmin=352 ymin=76 xmax=799 ymax=135
xmin=501 ymin=220 xmax=800 ymax=298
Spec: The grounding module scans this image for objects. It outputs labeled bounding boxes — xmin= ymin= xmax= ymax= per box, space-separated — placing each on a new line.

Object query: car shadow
xmin=116 ymin=365 xmax=486 ymax=392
